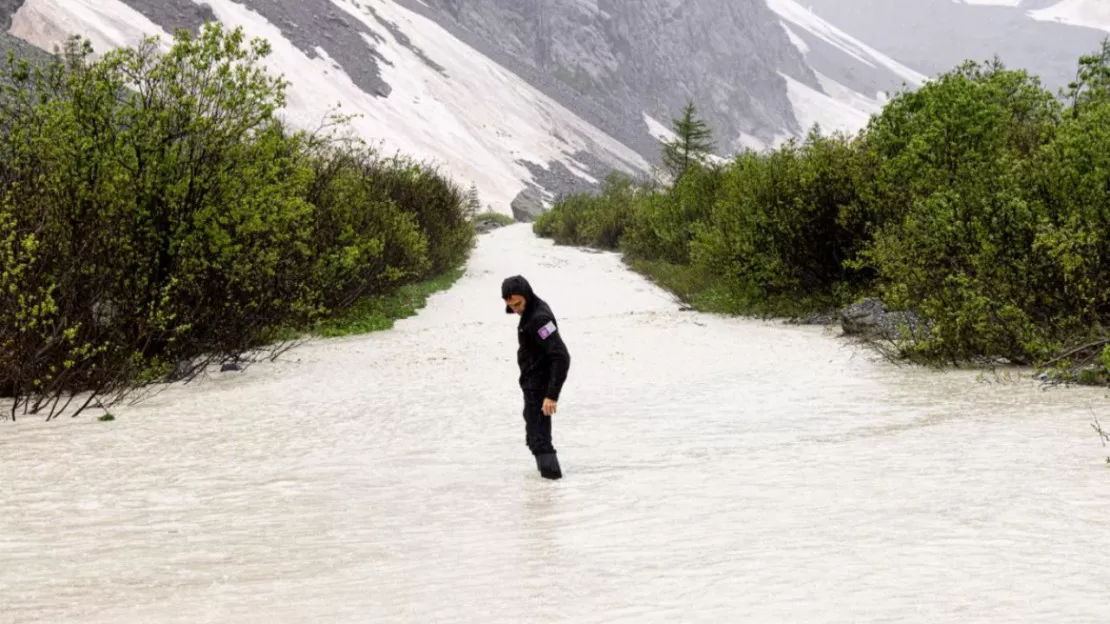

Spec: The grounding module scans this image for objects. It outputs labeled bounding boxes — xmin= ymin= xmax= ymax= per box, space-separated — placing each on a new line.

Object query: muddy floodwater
xmin=3 ymin=224 xmax=1109 ymax=623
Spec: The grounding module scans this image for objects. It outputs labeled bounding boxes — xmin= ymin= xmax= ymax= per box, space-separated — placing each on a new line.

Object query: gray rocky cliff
xmin=409 ymin=0 xmax=817 ymax=153
xmin=0 ymin=0 xmax=830 ymax=166
xmin=0 ymin=0 xmax=846 ymax=210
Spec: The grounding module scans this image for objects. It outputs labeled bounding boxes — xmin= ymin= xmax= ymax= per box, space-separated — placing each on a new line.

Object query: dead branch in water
xmin=1040 ymin=338 xmax=1110 ymax=370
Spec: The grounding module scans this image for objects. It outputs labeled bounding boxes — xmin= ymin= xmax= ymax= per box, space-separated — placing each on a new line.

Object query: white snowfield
xmin=772 ymin=2 xmax=901 ymax=142
xmin=779 ymin=71 xmax=876 ymax=137
xmin=2 ymin=224 xmax=1109 ymax=623
xmin=765 ymin=0 xmax=930 ymax=88
xmin=9 ymin=0 xmax=171 ymax=54
xmin=9 ymin=0 xmax=652 ymax=213
xmin=1029 ymin=0 xmax=1110 ymax=32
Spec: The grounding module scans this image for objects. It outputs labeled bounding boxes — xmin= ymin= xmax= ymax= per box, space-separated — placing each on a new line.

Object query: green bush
xmin=358 ymin=153 xmax=474 ymax=275
xmin=850 ymin=60 xmax=1064 ymax=364
xmin=472 ymin=210 xmax=515 ymax=227
xmin=533 ymin=172 xmax=643 ymax=249
xmin=0 ymin=25 xmax=475 ymax=420
xmin=690 ymin=130 xmax=862 ymax=304
xmin=622 ymin=162 xmax=722 ymax=264
xmin=533 ymin=41 xmax=1110 ymax=377
xmin=304 ymin=141 xmax=433 ymax=312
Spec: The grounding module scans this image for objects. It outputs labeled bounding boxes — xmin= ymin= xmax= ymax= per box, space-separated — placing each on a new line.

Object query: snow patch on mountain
xmin=766 ymin=0 xmax=929 ymax=88
xmin=1029 ymin=0 xmax=1110 ymax=32
xmin=815 ymin=72 xmax=887 ymax=114
xmin=10 ymin=0 xmax=170 ymax=56
xmin=779 ymin=72 xmax=873 ymax=137
xmin=780 ymin=21 xmax=811 ymax=55
xmin=643 ymin=112 xmax=678 ymax=144
xmin=8 ymin=0 xmax=652 ymax=214
xmin=774 ymin=7 xmax=890 ymax=140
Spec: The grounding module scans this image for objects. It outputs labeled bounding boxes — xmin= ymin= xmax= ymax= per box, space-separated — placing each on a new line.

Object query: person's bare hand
xmin=542 ymin=398 xmax=557 ymax=416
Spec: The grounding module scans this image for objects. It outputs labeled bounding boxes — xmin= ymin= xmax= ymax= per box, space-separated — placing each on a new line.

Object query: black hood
xmin=502 ymin=275 xmax=537 ymax=315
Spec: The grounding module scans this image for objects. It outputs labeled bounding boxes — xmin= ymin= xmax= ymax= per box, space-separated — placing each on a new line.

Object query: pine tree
xmin=661 ymin=101 xmax=715 ymax=184
xmin=465 ymin=183 xmax=481 ymax=216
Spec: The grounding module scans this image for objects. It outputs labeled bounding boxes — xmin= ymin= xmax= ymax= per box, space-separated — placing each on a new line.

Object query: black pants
xmin=521 ymin=390 xmax=556 ymax=456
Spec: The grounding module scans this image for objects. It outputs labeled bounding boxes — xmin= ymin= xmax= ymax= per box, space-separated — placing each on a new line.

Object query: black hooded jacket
xmin=502 ymin=275 xmax=571 ymax=401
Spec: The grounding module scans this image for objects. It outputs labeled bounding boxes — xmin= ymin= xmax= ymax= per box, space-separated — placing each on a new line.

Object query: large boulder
xmin=510 ymin=185 xmax=545 ymax=222
xmin=839 ymin=297 xmax=930 ymax=341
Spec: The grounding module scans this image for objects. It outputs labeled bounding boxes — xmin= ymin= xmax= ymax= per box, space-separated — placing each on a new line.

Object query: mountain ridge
xmin=2 ymin=0 xmax=1107 ymax=217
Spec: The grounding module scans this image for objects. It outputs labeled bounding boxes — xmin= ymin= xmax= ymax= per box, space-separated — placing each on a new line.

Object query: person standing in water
xmin=502 ymin=275 xmax=570 ymax=480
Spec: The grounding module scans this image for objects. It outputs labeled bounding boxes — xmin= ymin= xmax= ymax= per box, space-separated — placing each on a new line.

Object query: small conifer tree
xmin=661 ymin=100 xmax=715 ymax=184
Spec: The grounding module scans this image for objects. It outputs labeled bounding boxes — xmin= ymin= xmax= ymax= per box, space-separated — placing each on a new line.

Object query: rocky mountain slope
xmin=407 ymin=0 xmax=820 ymax=153
xmin=1 ymin=0 xmax=1106 ymax=219
xmin=6 ymin=0 xmax=660 ymax=218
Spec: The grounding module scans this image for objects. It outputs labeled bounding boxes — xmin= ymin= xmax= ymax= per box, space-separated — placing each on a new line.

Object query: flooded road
xmin=3 ymin=224 xmax=1109 ymax=623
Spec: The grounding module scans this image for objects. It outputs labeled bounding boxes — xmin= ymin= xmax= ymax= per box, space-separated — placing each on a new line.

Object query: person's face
xmin=505 ymin=294 xmax=526 ymax=315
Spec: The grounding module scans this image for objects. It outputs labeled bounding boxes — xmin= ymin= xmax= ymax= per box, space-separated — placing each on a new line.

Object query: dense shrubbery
xmin=534 ymin=42 xmax=1110 ymax=381
xmin=0 ymin=24 xmax=476 ymax=419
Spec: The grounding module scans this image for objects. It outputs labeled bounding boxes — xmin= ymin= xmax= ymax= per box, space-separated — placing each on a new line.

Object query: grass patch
xmin=472 ymin=211 xmax=515 ymax=227
xmin=309 ymin=266 xmax=465 ymax=338
xmin=625 ymin=257 xmax=838 ymax=319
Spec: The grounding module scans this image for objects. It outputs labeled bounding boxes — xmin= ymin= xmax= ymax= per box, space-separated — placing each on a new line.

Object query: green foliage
xmin=691 ymin=129 xmax=863 ymax=302
xmin=534 ymin=41 xmax=1110 ymax=379
xmin=308 ymin=266 xmax=464 ymax=337
xmin=303 ymin=140 xmax=434 ymax=313
xmin=0 ymin=24 xmax=475 ymax=420
xmin=533 ymin=172 xmax=644 ymax=249
xmin=622 ymin=162 xmax=723 ymax=264
xmin=1063 ymin=38 xmax=1110 ymax=113
xmin=472 ymin=210 xmax=515 ymax=227
xmin=849 ymin=59 xmax=1064 ymax=364
xmin=363 ymin=154 xmax=474 ymax=275
xmin=661 ymin=101 xmax=716 ymax=184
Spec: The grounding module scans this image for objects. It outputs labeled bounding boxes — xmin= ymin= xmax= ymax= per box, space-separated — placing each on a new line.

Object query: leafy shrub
xmin=533 ymin=41 xmax=1110 ymax=375
xmin=0 ymin=25 xmax=475 ymax=420
xmin=850 ymin=60 xmax=1064 ymax=363
xmin=533 ymin=172 xmax=643 ymax=249
xmin=690 ymin=130 xmax=862 ymax=303
xmin=622 ymin=162 xmax=722 ymax=264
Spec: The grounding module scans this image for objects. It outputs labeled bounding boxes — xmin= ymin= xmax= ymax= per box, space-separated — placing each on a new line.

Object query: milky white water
xmin=3 ymin=224 xmax=1110 ymax=623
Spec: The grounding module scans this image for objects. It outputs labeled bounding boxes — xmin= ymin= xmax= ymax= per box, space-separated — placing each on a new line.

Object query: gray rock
xmin=840 ymin=297 xmax=886 ymax=336
xmin=839 ymin=297 xmax=930 ymax=341
xmin=168 ymin=359 xmax=196 ymax=381
xmin=0 ymin=0 xmax=22 ymax=30
xmin=510 ymin=184 xmax=545 ymax=222
xmin=114 ymin=0 xmax=397 ymax=98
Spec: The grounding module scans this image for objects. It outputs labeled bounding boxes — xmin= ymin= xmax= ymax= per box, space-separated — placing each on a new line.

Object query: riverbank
xmin=304 ymin=267 xmax=467 ymax=338
xmin=289 ymin=215 xmax=517 ymax=340
xmin=545 ymin=229 xmax=1107 ymax=386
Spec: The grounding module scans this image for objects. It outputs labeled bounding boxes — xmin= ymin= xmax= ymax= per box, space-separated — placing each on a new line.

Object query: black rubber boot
xmin=536 ymin=453 xmax=562 ymax=480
